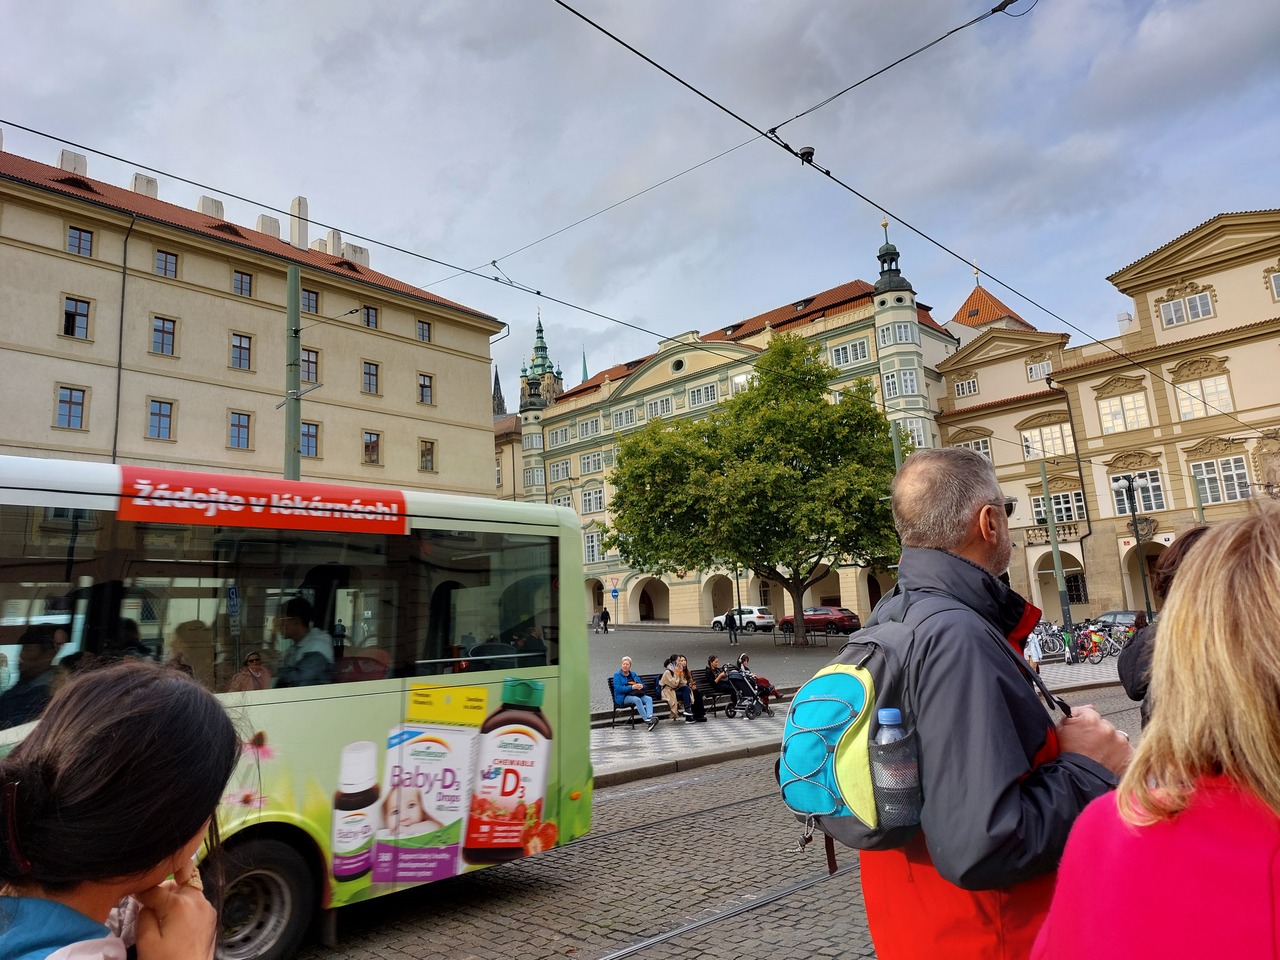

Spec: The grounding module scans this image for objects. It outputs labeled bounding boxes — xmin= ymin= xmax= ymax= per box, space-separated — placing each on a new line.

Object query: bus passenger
xmin=0 ymin=626 xmax=59 ymax=729
xmin=0 ymin=659 xmax=239 ymax=960
xmin=274 ymin=597 xmax=334 ymax=687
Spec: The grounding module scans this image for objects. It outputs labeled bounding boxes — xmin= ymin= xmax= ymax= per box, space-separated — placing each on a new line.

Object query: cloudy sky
xmin=3 ymin=0 xmax=1277 ymax=402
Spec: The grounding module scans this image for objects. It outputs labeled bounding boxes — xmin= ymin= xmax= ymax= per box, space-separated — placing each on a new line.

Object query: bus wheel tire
xmin=220 ymin=838 xmax=316 ymax=960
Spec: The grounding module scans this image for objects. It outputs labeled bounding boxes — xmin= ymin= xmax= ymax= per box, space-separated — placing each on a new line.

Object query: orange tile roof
xmin=557 ymin=356 xmax=655 ymax=402
xmin=948 ymin=285 xmax=1034 ymax=330
xmin=0 ymin=149 xmax=497 ymax=323
xmin=937 ymin=388 xmax=1059 ymax=418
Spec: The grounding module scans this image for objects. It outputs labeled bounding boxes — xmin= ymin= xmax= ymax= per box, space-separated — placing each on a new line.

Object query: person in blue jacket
xmin=612 ymin=656 xmax=657 ymax=730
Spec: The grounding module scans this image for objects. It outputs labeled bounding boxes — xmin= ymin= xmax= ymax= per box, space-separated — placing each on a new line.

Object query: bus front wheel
xmin=219 ymin=838 xmax=316 ymax=960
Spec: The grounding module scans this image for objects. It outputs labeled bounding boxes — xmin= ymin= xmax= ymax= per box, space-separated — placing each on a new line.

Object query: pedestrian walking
xmin=725 ymin=609 xmax=738 ymax=646
xmin=598 ymin=607 xmax=610 ymax=634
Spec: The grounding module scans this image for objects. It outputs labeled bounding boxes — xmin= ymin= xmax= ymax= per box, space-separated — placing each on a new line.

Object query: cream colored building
xmin=0 ymin=137 xmax=503 ymax=493
xmin=505 ymin=240 xmax=960 ymax=626
xmin=938 ymin=210 xmax=1280 ymax=623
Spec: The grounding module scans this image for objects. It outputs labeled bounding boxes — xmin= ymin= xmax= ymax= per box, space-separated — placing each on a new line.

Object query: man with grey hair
xmin=859 ymin=447 xmax=1131 ymax=960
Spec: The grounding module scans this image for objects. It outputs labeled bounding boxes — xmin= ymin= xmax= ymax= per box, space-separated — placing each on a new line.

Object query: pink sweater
xmin=1032 ymin=776 xmax=1280 ymax=959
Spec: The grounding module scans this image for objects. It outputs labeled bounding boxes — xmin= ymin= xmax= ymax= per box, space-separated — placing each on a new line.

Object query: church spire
xmin=492 ymin=366 xmax=507 ymax=418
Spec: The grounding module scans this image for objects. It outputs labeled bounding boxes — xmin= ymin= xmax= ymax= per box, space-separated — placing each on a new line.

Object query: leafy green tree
xmin=605 ymin=334 xmax=900 ymax=646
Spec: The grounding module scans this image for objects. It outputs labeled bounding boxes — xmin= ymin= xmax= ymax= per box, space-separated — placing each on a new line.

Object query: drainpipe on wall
xmin=110 ymin=215 xmax=138 ymax=463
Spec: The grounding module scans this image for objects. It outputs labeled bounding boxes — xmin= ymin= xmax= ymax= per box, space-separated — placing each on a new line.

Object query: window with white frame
xmin=1021 ymin=422 xmax=1074 ymax=460
xmin=523 ymin=466 xmax=545 ymax=486
xmin=581 ymin=488 xmax=604 ymax=513
xmin=955 ymin=377 xmax=978 ymax=398
xmin=1027 ymin=361 xmax=1052 ymax=382
xmin=900 ymin=370 xmax=918 ymax=395
xmin=579 ymin=418 xmax=601 ymax=438
xmin=1032 ymin=490 xmax=1087 ymax=523
xmin=689 ymin=382 xmax=718 ymax=407
xmin=954 ymin=437 xmax=991 ymax=460
xmin=903 ymin=418 xmax=927 ymax=447
xmin=1111 ymin=470 xmax=1166 ymax=514
xmin=1270 ymin=273 xmax=1280 ymax=301
xmin=1098 ymin=392 xmax=1150 ymax=434
xmin=1159 ymin=292 xmax=1214 ymax=327
xmin=580 ymin=451 xmax=603 ymax=474
xmin=548 ymin=425 xmax=572 ymax=447
xmin=584 ymin=531 xmax=601 ymax=564
xmin=551 ymin=493 xmax=574 ymax=510
xmin=732 ymin=374 xmax=751 ymax=394
xmin=1176 ymin=375 xmax=1232 ymax=420
xmin=894 ymin=322 xmax=918 ymax=345
xmin=646 ymin=397 xmax=672 ymax=420
xmin=495 ymin=458 xmax=502 ymax=487
xmin=877 ymin=326 xmax=893 ymax=348
xmin=612 ymin=408 xmax=636 ymax=429
xmin=832 ymin=339 xmax=869 ymax=367
xmin=1191 ymin=455 xmax=1250 ymax=505
xmin=882 ymin=373 xmax=899 ymax=399
xmin=522 ymin=433 xmax=544 ymax=450
xmin=548 ymin=459 xmax=572 ymax=482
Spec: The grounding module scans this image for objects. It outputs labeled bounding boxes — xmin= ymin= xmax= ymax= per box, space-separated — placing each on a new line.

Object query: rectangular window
xmin=954 ymin=437 xmax=991 ymax=460
xmin=584 ymin=532 xmax=601 ymax=564
xmin=363 ymin=431 xmax=381 ymax=464
xmin=148 ymin=399 xmax=173 ymax=440
xmin=417 ymin=320 xmax=431 ymax=342
xmin=646 ymin=397 xmax=673 ymax=419
xmin=1021 ymin=423 xmax=1074 ymax=460
xmin=67 ymin=227 xmax=93 ymax=257
xmin=1032 ymin=490 xmax=1087 ymax=523
xmin=895 ymin=322 xmax=917 ymax=344
xmin=418 ymin=440 xmax=436 ymax=472
xmin=580 ymin=452 xmax=603 ymax=474
xmin=233 ymin=270 xmax=252 ymax=297
xmin=301 ymin=289 xmax=319 ymax=314
xmin=230 ymin=334 xmax=252 ymax=370
xmin=955 ymin=377 xmax=978 ymax=398
xmin=1271 ymin=273 xmax=1280 ymax=301
xmin=612 ymin=408 xmax=636 ymax=429
xmin=1098 ymin=392 xmax=1150 ymax=434
xmin=300 ymin=421 xmax=318 ymax=458
xmin=495 ymin=458 xmax=502 ymax=487
xmin=229 ymin=412 xmax=251 ymax=449
xmin=549 ymin=459 xmax=572 ymax=482
xmin=1176 ymin=375 xmax=1233 ymax=421
xmin=900 ymin=370 xmax=918 ymax=395
xmin=1160 ymin=294 xmax=1214 ymax=326
xmin=1027 ymin=361 xmax=1053 ymax=382
xmin=56 ymin=387 xmax=86 ymax=429
xmin=904 ymin=418 xmax=927 ymax=447
xmin=523 ymin=466 xmax=545 ymax=486
xmin=688 ymin=383 xmax=718 ymax=407
xmin=579 ymin=418 xmax=601 ymax=438
xmin=882 ymin=372 xmax=899 ymax=399
xmin=548 ymin=426 xmax=572 ymax=447
xmin=417 ymin=373 xmax=433 ymax=405
xmin=151 ymin=317 xmax=176 ymax=356
xmin=831 ymin=344 xmax=852 ymax=366
xmin=732 ymin=373 xmax=752 ymax=394
xmin=522 ymin=433 xmax=544 ymax=450
xmin=362 ymin=361 xmax=379 ymax=394
xmin=300 ymin=348 xmax=318 ymax=384
xmin=1186 ymin=292 xmax=1212 ymax=320
xmin=1191 ymin=455 xmax=1250 ymax=505
xmin=63 ymin=297 xmax=90 ymax=339
xmin=154 ymin=250 xmax=178 ymax=278
xmin=551 ymin=494 xmax=574 ymax=509
xmin=1065 ymin=572 xmax=1089 ymax=605
xmin=878 ymin=326 xmax=893 ymax=348
xmin=1111 ymin=470 xmax=1166 ymax=515
xmin=582 ymin=488 xmax=604 ymax=513
xmin=362 ymin=306 xmax=378 ymax=329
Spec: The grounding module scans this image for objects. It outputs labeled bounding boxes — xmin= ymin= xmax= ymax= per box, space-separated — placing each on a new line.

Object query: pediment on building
xmin=1107 ymin=210 xmax=1280 ymax=295
xmin=1169 ymin=355 xmax=1228 ymax=382
xmin=937 ymin=328 xmax=1066 ymax=371
xmin=1014 ymin=410 xmax=1069 ymax=431
xmin=1092 ymin=375 xmax=1146 ymax=399
xmin=948 ymin=425 xmax=993 ymax=443
xmin=1184 ymin=436 xmax=1244 ymax=460
xmin=1025 ymin=474 xmax=1081 ymax=495
xmin=609 ymin=340 xmax=755 ymax=401
xmin=1105 ymin=450 xmax=1161 ymax=471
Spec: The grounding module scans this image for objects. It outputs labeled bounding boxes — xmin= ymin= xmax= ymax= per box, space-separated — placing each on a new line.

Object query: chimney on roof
xmin=1117 ymin=311 xmax=1134 ymax=334
xmin=309 ymin=238 xmax=327 ymax=254
xmin=257 ymin=215 xmax=281 ymax=239
xmin=131 ymin=173 xmax=158 ymax=198
xmin=340 ymin=242 xmax=370 ymax=268
xmin=326 ymin=230 xmax=342 ymax=257
xmin=289 ymin=196 xmax=308 ymax=249
xmin=59 ymin=150 xmax=88 ymax=176
xmin=197 ymin=196 xmax=225 ymax=220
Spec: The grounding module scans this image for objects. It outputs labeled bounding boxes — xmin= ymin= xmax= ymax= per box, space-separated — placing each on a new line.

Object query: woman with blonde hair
xmin=1032 ymin=510 xmax=1280 ymax=958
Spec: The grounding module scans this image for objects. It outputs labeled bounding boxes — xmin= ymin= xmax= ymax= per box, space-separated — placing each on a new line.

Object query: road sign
xmin=227 ymin=585 xmax=240 ymax=616
xmin=611 ymin=588 xmax=619 ymax=599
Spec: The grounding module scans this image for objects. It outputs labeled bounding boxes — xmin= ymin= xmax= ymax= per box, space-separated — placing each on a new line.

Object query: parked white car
xmin=710 ymin=606 xmax=775 ymax=632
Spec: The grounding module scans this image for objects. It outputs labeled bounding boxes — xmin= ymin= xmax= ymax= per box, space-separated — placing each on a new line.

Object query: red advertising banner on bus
xmin=118 ymin=466 xmax=408 ymax=535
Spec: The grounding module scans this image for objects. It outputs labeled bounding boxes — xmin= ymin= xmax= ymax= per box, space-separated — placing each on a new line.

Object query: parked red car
xmin=777 ymin=606 xmax=862 ymax=636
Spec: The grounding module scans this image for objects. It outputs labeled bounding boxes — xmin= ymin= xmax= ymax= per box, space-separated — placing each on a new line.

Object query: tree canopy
xmin=604 ymin=334 xmax=901 ymax=645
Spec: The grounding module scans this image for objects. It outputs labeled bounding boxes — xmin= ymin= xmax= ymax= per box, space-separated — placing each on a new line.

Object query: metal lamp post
xmin=1111 ymin=474 xmax=1155 ymax=619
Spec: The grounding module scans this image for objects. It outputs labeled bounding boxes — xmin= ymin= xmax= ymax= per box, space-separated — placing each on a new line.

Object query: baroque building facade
xmin=0 ymin=135 xmax=502 ymax=493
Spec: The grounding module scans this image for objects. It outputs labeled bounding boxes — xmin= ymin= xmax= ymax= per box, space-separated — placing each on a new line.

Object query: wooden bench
xmin=608 ymin=673 xmax=729 ymax=725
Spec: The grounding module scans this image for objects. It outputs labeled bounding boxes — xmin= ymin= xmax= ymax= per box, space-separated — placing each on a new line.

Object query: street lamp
xmin=1110 ymin=474 xmax=1155 ymax=619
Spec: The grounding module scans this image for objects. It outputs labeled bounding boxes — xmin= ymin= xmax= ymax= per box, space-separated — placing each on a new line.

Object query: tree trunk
xmin=786 ymin=579 xmax=810 ymax=647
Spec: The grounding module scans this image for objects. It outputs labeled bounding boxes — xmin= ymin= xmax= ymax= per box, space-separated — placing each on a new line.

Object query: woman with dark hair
xmin=1117 ymin=525 xmax=1210 ymax=727
xmin=736 ymin=654 xmax=783 ymax=710
xmin=0 ymin=660 xmax=240 ymax=960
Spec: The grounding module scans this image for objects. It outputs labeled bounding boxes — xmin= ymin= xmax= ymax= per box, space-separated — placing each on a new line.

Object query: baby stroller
xmin=725 ymin=669 xmax=771 ymax=719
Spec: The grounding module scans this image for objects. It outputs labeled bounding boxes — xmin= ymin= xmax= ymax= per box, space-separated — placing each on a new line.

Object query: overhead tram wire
xmin=6 ymin=121 xmax=1263 ymax=466
xmin=549 ymin=1 xmax=1262 ymax=441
